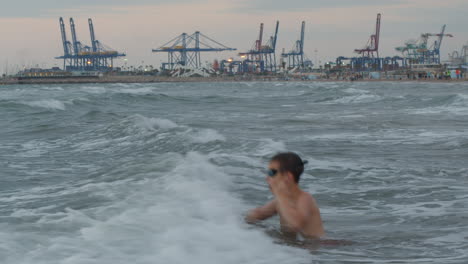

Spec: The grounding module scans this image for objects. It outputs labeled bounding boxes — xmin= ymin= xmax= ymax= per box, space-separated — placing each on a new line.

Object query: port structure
xmin=355 ymin=13 xmax=381 ymax=58
xmin=448 ymin=42 xmax=468 ymax=66
xmin=56 ymin=17 xmax=126 ymax=71
xmin=281 ymin=21 xmax=311 ymax=70
xmin=152 ymin=32 xmax=236 ymax=71
xmin=396 ymin=25 xmax=453 ymax=65
xmin=336 ymin=55 xmax=406 ymax=72
xmin=334 ymin=13 xmax=387 ymax=72
xmin=238 ymin=21 xmax=280 ymax=73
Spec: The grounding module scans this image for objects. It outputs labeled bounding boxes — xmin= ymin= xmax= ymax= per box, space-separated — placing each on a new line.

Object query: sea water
xmin=0 ymin=81 xmax=467 ymax=263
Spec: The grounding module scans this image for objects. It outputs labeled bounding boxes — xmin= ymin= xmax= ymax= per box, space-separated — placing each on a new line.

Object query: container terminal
xmin=1 ymin=14 xmax=467 ymax=84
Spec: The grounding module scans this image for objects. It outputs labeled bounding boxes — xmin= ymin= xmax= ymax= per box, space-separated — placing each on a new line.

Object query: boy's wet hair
xmin=270 ymin=152 xmax=307 ymax=183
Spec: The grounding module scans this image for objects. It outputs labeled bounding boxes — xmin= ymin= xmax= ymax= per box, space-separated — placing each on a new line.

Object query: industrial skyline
xmin=1 ymin=0 xmax=467 ymax=74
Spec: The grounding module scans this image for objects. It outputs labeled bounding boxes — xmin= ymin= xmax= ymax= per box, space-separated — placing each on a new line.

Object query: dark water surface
xmin=0 ymin=82 xmax=467 ymax=263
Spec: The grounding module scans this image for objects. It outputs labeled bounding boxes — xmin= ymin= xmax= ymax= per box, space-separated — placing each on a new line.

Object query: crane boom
xmin=375 ymin=13 xmax=381 ymax=55
xmin=300 ymin=21 xmax=305 ymax=53
xmin=59 ymin=17 xmax=70 ymax=56
xmin=69 ymin=18 xmax=79 ymax=55
xmin=272 ymin=21 xmax=279 ymax=50
xmin=437 ymin=25 xmax=446 ymax=51
xmin=257 ymin=23 xmax=264 ymax=51
xmin=434 ymin=25 xmax=454 ymax=51
xmin=56 ymin=17 xmax=126 ymax=71
xmin=88 ymin=18 xmax=97 ymax=52
xmin=354 ymin=13 xmax=381 ymax=58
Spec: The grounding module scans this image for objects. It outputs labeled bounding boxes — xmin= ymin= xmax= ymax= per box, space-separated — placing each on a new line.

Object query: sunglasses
xmin=266 ymin=169 xmax=279 ymax=177
xmin=264 ymin=160 xmax=308 ymax=177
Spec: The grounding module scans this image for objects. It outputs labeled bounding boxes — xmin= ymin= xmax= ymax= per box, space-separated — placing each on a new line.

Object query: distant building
xmin=17 ymin=67 xmax=71 ymax=78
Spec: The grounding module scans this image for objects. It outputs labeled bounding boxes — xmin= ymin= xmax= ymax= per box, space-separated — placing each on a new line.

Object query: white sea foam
xmin=425 ymin=230 xmax=468 ymax=245
xmin=22 ymin=99 xmax=67 ymax=110
xmin=2 ymin=152 xmax=309 ymax=264
xmin=81 ymin=86 xmax=107 ymax=94
xmin=452 ymin=93 xmax=468 ymax=106
xmin=343 ymin=88 xmax=369 ymax=94
xmin=320 ymin=83 xmax=341 ymax=89
xmin=413 ymin=130 xmax=468 ymax=145
xmin=190 ymin=129 xmax=226 ymax=143
xmin=74 ymin=115 xmax=225 ymax=153
xmin=306 ymin=157 xmax=364 ymax=171
xmin=117 ymin=87 xmax=155 ymax=95
xmin=132 ymin=114 xmax=178 ymax=131
xmin=387 ymin=200 xmax=459 ymax=218
xmin=254 ymin=138 xmax=286 ymax=156
xmin=112 ymin=83 xmax=138 ymax=88
xmin=305 ymin=129 xmax=468 ymax=146
xmin=74 ymin=137 xmax=114 ymax=152
xmin=18 ymin=140 xmax=56 ymax=158
xmin=41 ymin=86 xmax=64 ymax=91
xmin=306 ymin=132 xmax=370 ymax=141
xmin=410 ymin=93 xmax=468 ymax=115
xmin=331 ymin=94 xmax=381 ymax=104
xmin=241 ymin=82 xmax=254 ymax=88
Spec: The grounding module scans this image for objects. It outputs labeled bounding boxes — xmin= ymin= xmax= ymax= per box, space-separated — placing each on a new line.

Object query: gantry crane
xmin=238 ymin=21 xmax=280 ymax=73
xmin=56 ymin=17 xmax=126 ymax=71
xmin=355 ymin=13 xmax=381 ymax=58
xmin=281 ymin=21 xmax=311 ymax=70
xmin=396 ymin=25 xmax=453 ymax=65
xmin=152 ymin=31 xmax=236 ymax=70
xmin=448 ymin=42 xmax=468 ymax=66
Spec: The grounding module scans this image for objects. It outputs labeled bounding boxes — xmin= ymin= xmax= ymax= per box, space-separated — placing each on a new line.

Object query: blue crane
xmin=70 ymin=18 xmax=79 ymax=58
xmin=86 ymin=18 xmax=125 ymax=69
xmin=69 ymin=18 xmax=91 ymax=68
xmin=59 ymin=17 xmax=72 ymax=69
xmin=238 ymin=21 xmax=280 ymax=73
xmin=281 ymin=21 xmax=312 ymax=70
xmin=268 ymin=20 xmax=280 ymax=72
xmin=56 ymin=17 xmax=126 ymax=72
xmin=89 ymin=18 xmax=98 ymax=53
xmin=396 ymin=25 xmax=453 ymax=65
xmin=152 ymin=31 xmax=236 ymax=70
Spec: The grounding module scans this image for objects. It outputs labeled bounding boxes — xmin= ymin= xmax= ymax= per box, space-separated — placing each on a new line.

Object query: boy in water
xmin=246 ymin=152 xmax=325 ymax=239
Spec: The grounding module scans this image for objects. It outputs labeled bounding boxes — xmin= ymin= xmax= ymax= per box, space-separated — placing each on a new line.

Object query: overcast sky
xmin=1 ymin=0 xmax=467 ymax=73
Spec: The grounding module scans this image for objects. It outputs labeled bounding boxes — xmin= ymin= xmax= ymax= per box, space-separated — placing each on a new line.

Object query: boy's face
xmin=267 ymin=161 xmax=285 ymax=179
xmin=267 ymin=160 xmax=297 ymax=184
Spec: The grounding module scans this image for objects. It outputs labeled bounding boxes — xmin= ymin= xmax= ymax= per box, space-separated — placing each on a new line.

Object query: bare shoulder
xmin=298 ymin=191 xmax=319 ymax=209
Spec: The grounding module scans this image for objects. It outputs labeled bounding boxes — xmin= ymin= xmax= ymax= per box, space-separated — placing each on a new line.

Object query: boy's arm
xmin=245 ymin=200 xmax=277 ymax=223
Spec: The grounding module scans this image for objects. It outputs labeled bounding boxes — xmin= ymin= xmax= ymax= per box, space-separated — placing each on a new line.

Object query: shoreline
xmin=1 ymin=75 xmax=467 ymax=85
